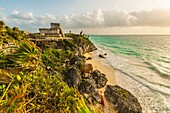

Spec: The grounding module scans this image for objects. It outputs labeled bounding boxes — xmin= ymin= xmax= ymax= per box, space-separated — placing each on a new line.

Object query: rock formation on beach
xmin=92 ymin=69 xmax=108 ymax=88
xmin=104 ymin=85 xmax=142 ymax=113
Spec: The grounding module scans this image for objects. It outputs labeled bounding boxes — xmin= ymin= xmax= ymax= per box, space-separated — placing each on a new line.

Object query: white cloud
xmin=60 ymin=7 xmax=170 ymax=28
xmin=0 ymin=7 xmax=6 ymax=21
xmin=7 ymin=11 xmax=58 ymax=31
xmin=2 ymin=7 xmax=170 ymax=33
xmin=58 ymin=9 xmax=104 ymax=28
xmin=103 ymin=8 xmax=129 ymax=27
xmin=35 ymin=13 xmax=57 ymax=26
xmin=57 ymin=8 xmax=130 ymax=29
xmin=9 ymin=10 xmax=34 ymax=20
xmin=130 ymin=8 xmax=170 ymax=26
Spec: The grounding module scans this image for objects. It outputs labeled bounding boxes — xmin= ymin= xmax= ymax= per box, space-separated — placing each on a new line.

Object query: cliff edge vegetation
xmin=0 ymin=21 xmax=98 ymax=113
xmin=0 ymin=21 xmax=142 ymax=113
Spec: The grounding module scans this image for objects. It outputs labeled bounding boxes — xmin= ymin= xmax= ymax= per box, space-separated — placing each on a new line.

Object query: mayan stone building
xmin=39 ymin=23 xmax=65 ymax=37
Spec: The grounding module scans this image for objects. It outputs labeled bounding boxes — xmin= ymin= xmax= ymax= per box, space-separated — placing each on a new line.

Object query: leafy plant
xmin=0 ymin=22 xmax=99 ymax=113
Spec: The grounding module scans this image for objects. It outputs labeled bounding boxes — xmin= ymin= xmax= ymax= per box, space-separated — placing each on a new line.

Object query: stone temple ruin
xmin=39 ymin=23 xmax=65 ymax=37
xmin=27 ymin=23 xmax=65 ymax=39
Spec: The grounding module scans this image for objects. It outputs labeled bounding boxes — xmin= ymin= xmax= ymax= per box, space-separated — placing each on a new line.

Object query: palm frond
xmin=0 ymin=69 xmax=13 ymax=84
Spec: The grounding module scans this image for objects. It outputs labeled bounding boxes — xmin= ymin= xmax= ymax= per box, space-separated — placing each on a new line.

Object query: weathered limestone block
xmin=78 ymin=79 xmax=95 ymax=94
xmin=104 ymin=85 xmax=142 ymax=113
xmin=92 ymin=69 xmax=108 ymax=88
xmin=65 ymin=67 xmax=81 ymax=87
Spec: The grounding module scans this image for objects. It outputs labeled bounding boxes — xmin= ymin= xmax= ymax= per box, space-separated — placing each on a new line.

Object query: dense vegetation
xmin=0 ymin=21 xmax=97 ymax=113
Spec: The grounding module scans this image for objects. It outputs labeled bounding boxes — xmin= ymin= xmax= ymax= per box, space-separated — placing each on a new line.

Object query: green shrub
xmin=0 ymin=22 xmax=99 ymax=113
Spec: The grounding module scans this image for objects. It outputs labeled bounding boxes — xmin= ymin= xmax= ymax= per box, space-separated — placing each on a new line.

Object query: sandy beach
xmin=84 ymin=51 xmax=117 ymax=113
xmin=84 ymin=51 xmax=117 ymax=85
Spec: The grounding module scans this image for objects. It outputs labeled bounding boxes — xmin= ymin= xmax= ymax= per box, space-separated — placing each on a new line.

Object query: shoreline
xmin=84 ymin=51 xmax=117 ymax=113
xmin=84 ymin=51 xmax=117 ymax=86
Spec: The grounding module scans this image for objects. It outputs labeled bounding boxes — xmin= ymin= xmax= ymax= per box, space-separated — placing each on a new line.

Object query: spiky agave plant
xmin=0 ymin=40 xmax=41 ymax=112
xmin=0 ymin=69 xmax=13 ymax=112
xmin=0 ymin=69 xmax=13 ymax=84
xmin=3 ymin=40 xmax=41 ymax=72
xmin=0 ymin=39 xmax=41 ymax=112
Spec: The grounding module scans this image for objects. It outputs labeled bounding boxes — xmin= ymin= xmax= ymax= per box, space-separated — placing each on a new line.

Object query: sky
xmin=1 ymin=0 xmax=170 ymax=34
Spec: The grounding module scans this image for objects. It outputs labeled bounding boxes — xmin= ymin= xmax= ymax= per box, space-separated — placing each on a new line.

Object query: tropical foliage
xmin=0 ymin=21 xmax=97 ymax=113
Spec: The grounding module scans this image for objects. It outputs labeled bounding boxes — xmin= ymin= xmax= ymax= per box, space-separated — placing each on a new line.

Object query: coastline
xmin=0 ymin=21 xmax=143 ymax=113
xmin=84 ymin=51 xmax=117 ymax=113
xmin=88 ymin=35 xmax=170 ymax=113
xmin=84 ymin=51 xmax=117 ymax=86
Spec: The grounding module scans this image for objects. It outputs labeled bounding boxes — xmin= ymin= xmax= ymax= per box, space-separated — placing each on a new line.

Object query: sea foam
xmin=94 ymin=43 xmax=170 ymax=113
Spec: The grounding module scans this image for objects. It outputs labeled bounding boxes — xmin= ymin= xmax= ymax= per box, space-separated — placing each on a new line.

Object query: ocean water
xmin=89 ymin=35 xmax=170 ymax=113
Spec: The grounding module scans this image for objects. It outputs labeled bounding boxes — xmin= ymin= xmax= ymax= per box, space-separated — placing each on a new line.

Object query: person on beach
xmin=100 ymin=91 xmax=105 ymax=106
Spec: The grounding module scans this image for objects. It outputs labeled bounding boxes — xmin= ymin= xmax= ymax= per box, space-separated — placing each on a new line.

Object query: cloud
xmin=60 ymin=7 xmax=170 ymax=28
xmin=130 ymin=8 xmax=170 ymax=26
xmin=103 ymin=8 xmax=129 ymax=27
xmin=34 ymin=14 xmax=57 ymax=26
xmin=9 ymin=10 xmax=34 ymax=20
xmin=7 ymin=11 xmax=58 ymax=31
xmin=58 ymin=8 xmax=130 ymax=28
xmin=3 ymin=7 xmax=170 ymax=32
xmin=58 ymin=9 xmax=104 ymax=28
xmin=0 ymin=7 xmax=6 ymax=21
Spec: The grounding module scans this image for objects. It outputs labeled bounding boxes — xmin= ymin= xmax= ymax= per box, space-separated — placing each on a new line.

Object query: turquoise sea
xmin=89 ymin=35 xmax=170 ymax=113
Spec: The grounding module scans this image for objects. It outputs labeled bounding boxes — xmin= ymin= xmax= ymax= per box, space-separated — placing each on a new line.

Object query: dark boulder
xmin=99 ymin=54 xmax=105 ymax=58
xmin=104 ymin=85 xmax=142 ymax=113
xmin=65 ymin=66 xmax=81 ymax=87
xmin=86 ymin=57 xmax=92 ymax=60
xmin=70 ymin=55 xmax=81 ymax=65
xmin=78 ymin=79 xmax=95 ymax=94
xmin=91 ymin=91 xmax=101 ymax=104
xmin=92 ymin=69 xmax=101 ymax=80
xmin=96 ymin=74 xmax=108 ymax=88
xmin=92 ymin=69 xmax=108 ymax=88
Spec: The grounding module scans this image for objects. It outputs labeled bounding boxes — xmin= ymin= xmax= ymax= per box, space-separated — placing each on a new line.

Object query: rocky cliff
xmin=40 ymin=33 xmax=142 ymax=113
xmin=1 ymin=22 xmax=142 ymax=112
xmin=104 ymin=85 xmax=142 ymax=113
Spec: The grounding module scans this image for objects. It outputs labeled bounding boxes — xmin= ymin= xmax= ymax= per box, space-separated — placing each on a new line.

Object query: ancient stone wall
xmin=39 ymin=29 xmax=50 ymax=35
xmin=38 ymin=23 xmax=64 ymax=37
xmin=51 ymin=23 xmax=60 ymax=29
xmin=50 ymin=29 xmax=60 ymax=34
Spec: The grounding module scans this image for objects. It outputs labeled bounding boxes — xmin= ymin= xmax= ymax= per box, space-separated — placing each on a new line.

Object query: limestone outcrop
xmin=92 ymin=69 xmax=108 ymax=88
xmin=104 ymin=85 xmax=142 ymax=113
xmin=37 ymin=33 xmax=142 ymax=113
xmin=65 ymin=66 xmax=81 ymax=87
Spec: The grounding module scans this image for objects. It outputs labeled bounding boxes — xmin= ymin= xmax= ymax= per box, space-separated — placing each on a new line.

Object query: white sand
xmin=84 ymin=51 xmax=117 ymax=113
